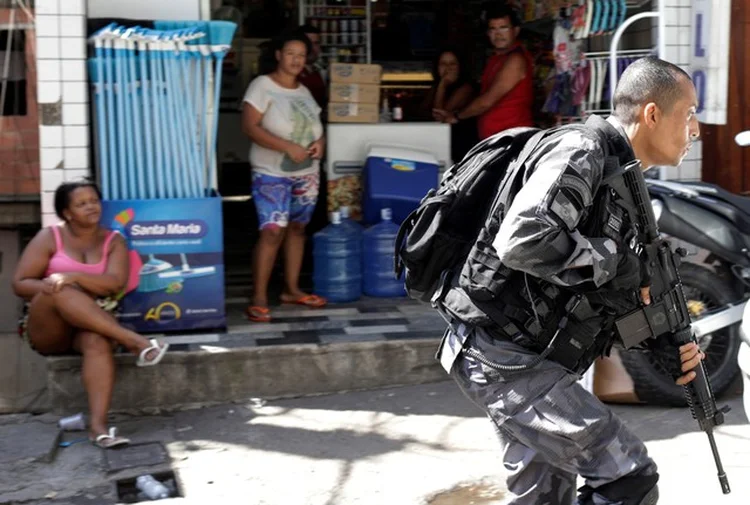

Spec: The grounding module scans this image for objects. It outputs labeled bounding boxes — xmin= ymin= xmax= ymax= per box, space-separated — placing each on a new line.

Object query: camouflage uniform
xmin=439 ymin=116 xmax=659 ymax=505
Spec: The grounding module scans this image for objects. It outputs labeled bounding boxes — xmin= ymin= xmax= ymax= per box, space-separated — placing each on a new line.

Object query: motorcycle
xmin=613 ymin=167 xmax=749 ymax=407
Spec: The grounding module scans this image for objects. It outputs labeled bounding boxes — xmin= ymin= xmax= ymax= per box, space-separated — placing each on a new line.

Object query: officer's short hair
xmin=613 ymin=57 xmax=692 ymax=125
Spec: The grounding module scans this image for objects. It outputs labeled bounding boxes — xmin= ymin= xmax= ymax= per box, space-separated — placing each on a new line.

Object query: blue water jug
xmin=339 ymin=206 xmax=364 ymax=238
xmin=363 ymin=208 xmax=406 ymax=297
xmin=313 ymin=211 xmax=362 ymax=302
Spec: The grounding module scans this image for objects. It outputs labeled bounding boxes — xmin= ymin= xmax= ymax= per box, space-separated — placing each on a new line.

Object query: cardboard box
xmin=329 ymin=83 xmax=381 ymax=104
xmin=328 ymin=102 xmax=379 ymax=123
xmin=329 ymin=63 xmax=382 ymax=84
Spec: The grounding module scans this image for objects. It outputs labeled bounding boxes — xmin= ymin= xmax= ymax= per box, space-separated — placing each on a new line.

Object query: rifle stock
xmin=615 ymin=161 xmax=731 ymax=495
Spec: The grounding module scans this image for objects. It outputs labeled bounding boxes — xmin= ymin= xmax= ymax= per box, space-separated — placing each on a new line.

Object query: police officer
xmin=440 ymin=57 xmax=703 ymax=504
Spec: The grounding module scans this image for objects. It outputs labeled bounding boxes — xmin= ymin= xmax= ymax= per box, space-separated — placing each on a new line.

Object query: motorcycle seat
xmin=683 ymin=182 xmax=750 ymax=217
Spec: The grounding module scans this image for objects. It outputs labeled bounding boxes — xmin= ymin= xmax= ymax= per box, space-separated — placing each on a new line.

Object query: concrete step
xmin=44 ymin=299 xmax=448 ymax=414
xmin=46 ymin=338 xmax=445 ymax=414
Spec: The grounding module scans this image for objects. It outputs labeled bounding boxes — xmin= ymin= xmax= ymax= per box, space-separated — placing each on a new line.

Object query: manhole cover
xmin=426 ymin=481 xmax=507 ymax=505
xmin=104 ymin=442 xmax=169 ymax=473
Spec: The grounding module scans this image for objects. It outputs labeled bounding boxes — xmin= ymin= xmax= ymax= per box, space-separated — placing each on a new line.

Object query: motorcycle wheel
xmin=619 ymin=263 xmax=742 ymax=407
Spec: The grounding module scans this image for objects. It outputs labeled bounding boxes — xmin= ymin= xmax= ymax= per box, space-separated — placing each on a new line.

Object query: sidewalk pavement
xmin=1 ymin=380 xmax=748 ymax=505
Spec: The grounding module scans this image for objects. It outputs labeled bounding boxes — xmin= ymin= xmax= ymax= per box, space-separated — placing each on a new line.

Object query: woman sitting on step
xmin=12 ymin=180 xmax=169 ymax=449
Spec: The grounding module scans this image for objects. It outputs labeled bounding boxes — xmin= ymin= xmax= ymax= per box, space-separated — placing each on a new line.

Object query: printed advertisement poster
xmin=101 ymin=197 xmax=225 ymax=333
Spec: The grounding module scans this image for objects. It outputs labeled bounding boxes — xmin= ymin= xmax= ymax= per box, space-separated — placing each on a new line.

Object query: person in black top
xmin=421 ymin=47 xmax=478 ymax=162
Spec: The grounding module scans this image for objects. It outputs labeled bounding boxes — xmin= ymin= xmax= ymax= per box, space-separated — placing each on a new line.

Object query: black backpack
xmin=394 ymin=123 xmax=607 ymax=309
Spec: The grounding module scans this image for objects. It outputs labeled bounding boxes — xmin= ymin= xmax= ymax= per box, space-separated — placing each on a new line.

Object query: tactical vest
xmin=437 ymin=118 xmax=642 ymax=375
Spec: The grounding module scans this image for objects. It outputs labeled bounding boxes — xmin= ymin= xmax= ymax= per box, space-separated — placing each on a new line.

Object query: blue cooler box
xmin=361 ymin=145 xmax=439 ymax=225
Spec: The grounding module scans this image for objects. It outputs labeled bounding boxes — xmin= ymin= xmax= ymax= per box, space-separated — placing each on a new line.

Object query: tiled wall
xmin=661 ymin=0 xmax=702 ymax=181
xmin=0 ymin=7 xmax=39 ymax=197
xmin=35 ymin=0 xmax=88 ymax=227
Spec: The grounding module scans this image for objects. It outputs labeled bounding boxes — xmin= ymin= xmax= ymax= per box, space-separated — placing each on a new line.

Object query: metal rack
xmin=298 ymin=0 xmax=372 ymax=64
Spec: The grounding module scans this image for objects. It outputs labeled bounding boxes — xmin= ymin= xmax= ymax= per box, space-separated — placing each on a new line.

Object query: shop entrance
xmin=211 ymin=0 xmax=658 ymax=312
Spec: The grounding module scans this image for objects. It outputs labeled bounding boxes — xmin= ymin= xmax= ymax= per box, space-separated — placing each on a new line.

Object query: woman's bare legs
xmin=72 ymin=331 xmax=115 ymax=439
xmin=26 ymin=286 xmax=159 ymax=357
xmin=251 ymin=227 xmax=286 ymax=307
xmin=280 ymin=222 xmax=308 ymax=300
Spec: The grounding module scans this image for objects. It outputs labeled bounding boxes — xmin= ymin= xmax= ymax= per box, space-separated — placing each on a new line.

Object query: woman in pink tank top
xmin=12 ymin=181 xmax=169 ymax=449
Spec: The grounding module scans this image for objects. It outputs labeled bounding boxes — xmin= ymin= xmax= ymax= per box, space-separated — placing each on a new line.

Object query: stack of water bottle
xmin=313 ymin=207 xmax=405 ymax=302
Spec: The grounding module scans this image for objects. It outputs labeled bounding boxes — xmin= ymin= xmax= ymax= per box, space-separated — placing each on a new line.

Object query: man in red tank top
xmin=434 ymin=6 xmax=533 ymax=140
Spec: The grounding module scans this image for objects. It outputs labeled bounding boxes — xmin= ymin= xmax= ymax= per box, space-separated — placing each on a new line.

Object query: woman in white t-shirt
xmin=242 ymin=32 xmax=327 ymax=322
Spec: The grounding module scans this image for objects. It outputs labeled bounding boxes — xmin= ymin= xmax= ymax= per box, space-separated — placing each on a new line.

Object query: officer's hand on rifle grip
xmin=675 ymin=341 xmax=705 ymax=386
xmin=639 ymin=286 xmax=651 ymax=305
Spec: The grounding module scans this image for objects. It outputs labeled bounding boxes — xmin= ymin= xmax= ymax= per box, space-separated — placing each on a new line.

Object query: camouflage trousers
xmin=450 ymin=326 xmax=658 ymax=505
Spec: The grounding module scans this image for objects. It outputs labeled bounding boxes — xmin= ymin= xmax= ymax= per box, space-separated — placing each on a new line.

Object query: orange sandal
xmin=281 ymin=294 xmax=327 ymax=309
xmin=246 ymin=306 xmax=271 ymax=322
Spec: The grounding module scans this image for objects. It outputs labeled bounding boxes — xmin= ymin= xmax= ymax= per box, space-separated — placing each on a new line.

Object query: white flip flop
xmin=136 ymin=339 xmax=169 ymax=367
xmin=91 ymin=427 xmax=131 ymax=449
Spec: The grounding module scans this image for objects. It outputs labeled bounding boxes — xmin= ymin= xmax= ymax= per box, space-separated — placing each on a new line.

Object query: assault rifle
xmin=613 ymin=160 xmax=731 ymax=495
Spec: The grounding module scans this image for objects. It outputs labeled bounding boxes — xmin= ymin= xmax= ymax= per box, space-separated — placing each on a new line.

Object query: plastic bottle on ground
xmin=135 ymin=474 xmax=170 ymax=500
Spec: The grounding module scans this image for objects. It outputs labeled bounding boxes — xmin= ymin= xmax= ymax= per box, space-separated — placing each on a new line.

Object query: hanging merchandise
xmin=540 ymin=0 xmax=657 ymax=124
xmin=89 ymin=21 xmax=237 ymax=334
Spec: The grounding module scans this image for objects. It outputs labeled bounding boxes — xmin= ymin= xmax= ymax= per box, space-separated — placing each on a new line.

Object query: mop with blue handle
xmin=199 ymin=31 xmax=212 ymax=193
xmin=93 ymin=25 xmax=121 ymax=200
xmin=171 ymin=28 xmax=199 ymax=198
xmin=187 ymin=22 xmax=208 ymax=189
xmin=206 ymin=21 xmax=238 ymax=196
xmin=116 ymin=28 xmax=137 ymax=200
xmin=161 ymin=29 xmax=188 ymax=199
xmin=153 ymin=33 xmax=175 ymax=198
xmin=88 ymin=57 xmax=109 ymax=200
xmin=175 ymin=26 xmax=205 ymax=198
xmin=144 ymin=30 xmax=166 ymax=199
xmin=112 ymin=26 xmax=131 ymax=199
xmin=153 ymin=23 xmax=185 ymax=198
xmin=105 ymin=32 xmax=120 ymax=200
xmin=123 ymin=27 xmax=147 ymax=200
xmin=135 ymin=28 xmax=156 ymax=200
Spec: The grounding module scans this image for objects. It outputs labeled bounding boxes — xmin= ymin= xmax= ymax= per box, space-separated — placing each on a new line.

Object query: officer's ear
xmin=642 ymin=102 xmax=660 ymax=129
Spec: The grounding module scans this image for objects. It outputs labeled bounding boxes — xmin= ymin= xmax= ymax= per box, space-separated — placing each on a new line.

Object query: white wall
xmin=661 ymin=0 xmax=703 ymax=181
xmin=36 ymin=0 xmax=90 ymax=227
xmin=86 ymin=0 xmax=203 ymax=20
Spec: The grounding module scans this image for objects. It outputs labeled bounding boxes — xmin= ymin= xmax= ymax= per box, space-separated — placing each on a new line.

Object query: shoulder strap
xmin=50 ymin=226 xmax=62 ymax=252
xmin=102 ymin=230 xmax=119 ymax=258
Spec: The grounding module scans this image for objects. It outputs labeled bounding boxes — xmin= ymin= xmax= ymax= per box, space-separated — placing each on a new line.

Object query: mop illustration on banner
xmin=158 ymin=253 xmax=217 ymax=283
xmin=138 ymin=254 xmax=184 ymax=293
